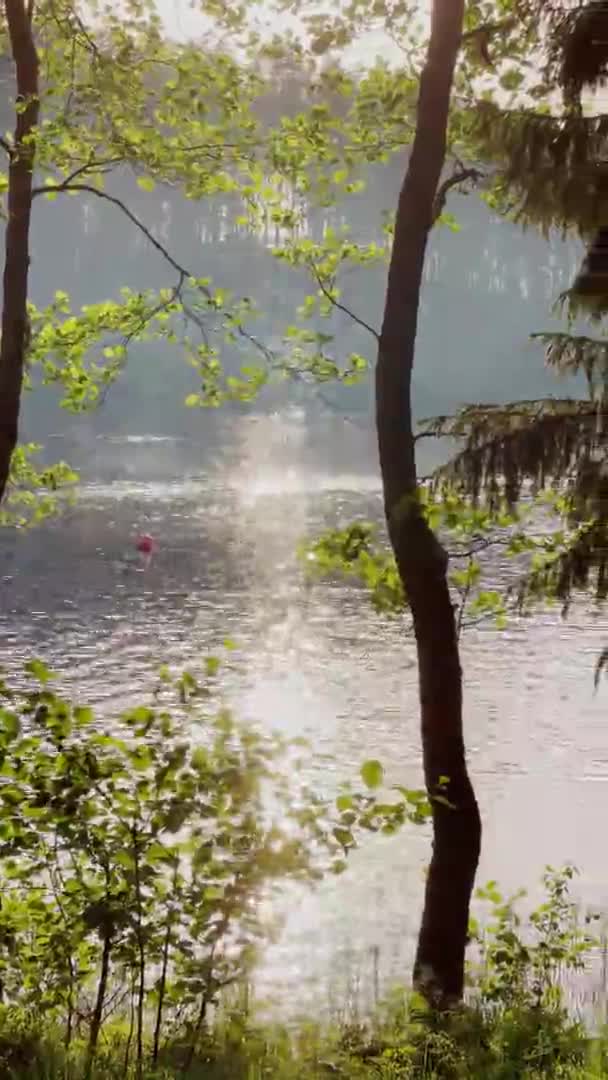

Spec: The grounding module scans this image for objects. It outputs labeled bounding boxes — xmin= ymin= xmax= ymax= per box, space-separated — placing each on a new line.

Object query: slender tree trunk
xmin=85 ymin=931 xmax=112 ymax=1080
xmin=376 ymin=0 xmax=481 ymax=1007
xmin=0 ymin=0 xmax=39 ymax=503
xmin=572 ymin=227 xmax=608 ymax=310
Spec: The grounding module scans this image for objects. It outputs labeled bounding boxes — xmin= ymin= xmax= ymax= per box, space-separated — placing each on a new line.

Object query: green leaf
xmin=336 ymin=794 xmax=354 ymax=812
xmin=361 ymin=759 xmax=384 ymax=789
xmin=74 ymin=705 xmax=94 ymax=727
xmin=0 ymin=710 xmax=21 ymax=743
xmin=332 ymin=826 xmax=354 ymax=849
xmin=136 ymin=175 xmax=156 ymax=192
xmin=205 ymin=655 xmax=220 ymax=677
xmin=24 ymin=659 xmax=55 ymax=684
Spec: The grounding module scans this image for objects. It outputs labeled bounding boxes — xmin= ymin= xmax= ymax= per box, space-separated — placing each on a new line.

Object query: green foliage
xmin=467 ymin=106 xmax=608 ymax=238
xmin=0 ymin=865 xmax=603 ymax=1078
xmin=0 ymin=444 xmax=78 ymax=528
xmin=0 ymin=656 xmax=428 ymax=1074
xmin=0 ymin=655 xmax=324 ymax=1072
xmin=470 ymin=866 xmax=599 ymax=1010
xmin=299 ymin=491 xmax=521 ymax=627
xmin=300 ymin=522 xmax=406 ymax=615
xmin=531 ymin=332 xmax=608 ymax=403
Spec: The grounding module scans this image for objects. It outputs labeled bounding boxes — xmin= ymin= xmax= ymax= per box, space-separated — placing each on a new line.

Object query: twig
xmin=307 ymin=261 xmax=380 ymax=342
xmin=31 ymin=181 xmax=200 ymax=288
xmin=432 ymin=164 xmax=484 ymax=224
xmin=446 ymin=535 xmax=511 ymax=560
xmin=413 ymin=429 xmax=439 ymax=443
xmin=461 ymin=18 xmax=517 ymax=44
xmin=455 ymin=554 xmax=473 ymax=639
xmin=58 ymin=156 xmax=126 ymax=187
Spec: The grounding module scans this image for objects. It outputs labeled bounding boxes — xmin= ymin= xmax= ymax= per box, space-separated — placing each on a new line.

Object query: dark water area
xmin=1 ymin=412 xmax=607 ymax=1017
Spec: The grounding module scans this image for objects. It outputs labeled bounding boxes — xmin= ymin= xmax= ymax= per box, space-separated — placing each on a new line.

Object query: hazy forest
xmin=0 ymin=0 xmax=607 ymax=1077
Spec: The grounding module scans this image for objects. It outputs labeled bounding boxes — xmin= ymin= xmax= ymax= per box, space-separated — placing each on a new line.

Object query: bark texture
xmin=376 ymin=0 xmax=481 ymax=1006
xmin=0 ymin=0 xmax=39 ymax=503
xmin=572 ymin=226 xmax=608 ymax=306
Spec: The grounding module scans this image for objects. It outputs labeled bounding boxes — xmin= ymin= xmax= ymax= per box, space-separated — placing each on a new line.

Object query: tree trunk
xmin=0 ymin=0 xmax=39 ymax=503
xmin=376 ymin=0 xmax=481 ymax=1007
xmin=572 ymin=227 xmax=608 ymax=311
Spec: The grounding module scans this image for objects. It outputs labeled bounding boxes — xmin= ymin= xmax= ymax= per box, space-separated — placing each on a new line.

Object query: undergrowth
xmin=0 ymin=866 xmax=606 ymax=1078
xmin=0 ymin=661 xmax=604 ymax=1078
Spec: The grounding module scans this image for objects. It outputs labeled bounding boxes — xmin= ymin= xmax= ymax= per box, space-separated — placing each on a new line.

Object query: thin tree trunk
xmin=122 ymin=972 xmax=136 ymax=1078
xmin=152 ymin=897 xmax=175 ymax=1064
xmin=85 ymin=931 xmax=113 ymax=1080
xmin=132 ymin=827 xmax=146 ymax=1080
xmin=376 ymin=0 xmax=481 ymax=1007
xmin=0 ymin=0 xmax=39 ymax=503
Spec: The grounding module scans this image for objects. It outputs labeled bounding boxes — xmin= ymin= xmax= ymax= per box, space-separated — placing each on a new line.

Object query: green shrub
xmin=0 ymin=655 xmax=339 ymax=1076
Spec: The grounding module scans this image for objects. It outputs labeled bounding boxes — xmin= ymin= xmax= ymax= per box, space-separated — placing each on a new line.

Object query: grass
xmin=1 ymin=993 xmax=607 ymax=1079
xmin=1 ymin=864 xmax=607 ymax=1078
xmin=0 ymin=1002 xmax=604 ymax=1080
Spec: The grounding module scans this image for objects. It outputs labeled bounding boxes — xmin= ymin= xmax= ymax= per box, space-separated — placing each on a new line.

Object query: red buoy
xmin=135 ymin=533 xmax=155 ymax=556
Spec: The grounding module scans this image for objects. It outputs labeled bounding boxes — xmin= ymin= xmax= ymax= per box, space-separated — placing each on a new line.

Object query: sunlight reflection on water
xmin=1 ymin=411 xmax=607 ymax=1016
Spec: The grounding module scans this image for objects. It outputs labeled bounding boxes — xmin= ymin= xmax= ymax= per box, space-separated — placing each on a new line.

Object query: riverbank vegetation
xmin=0 ymin=861 xmax=604 ymax=1078
xmin=0 ymin=660 xmax=603 ymax=1078
xmin=0 ymin=663 xmax=602 ymax=1078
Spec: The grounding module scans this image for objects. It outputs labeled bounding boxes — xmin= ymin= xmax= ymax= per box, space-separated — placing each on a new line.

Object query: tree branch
xmin=0 ymin=137 xmax=12 ymax=157
xmin=30 ymin=184 xmax=371 ymax=432
xmin=432 ymin=163 xmax=484 ymax=224
xmin=306 ymin=261 xmax=380 ymax=343
xmin=31 ymin=181 xmax=206 ymax=292
xmin=58 ymin=157 xmax=126 ymax=186
xmin=461 ymin=18 xmax=517 ymax=44
xmin=413 ymin=429 xmax=440 ymax=443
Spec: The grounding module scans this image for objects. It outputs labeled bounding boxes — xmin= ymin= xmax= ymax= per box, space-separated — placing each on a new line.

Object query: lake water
xmin=1 ymin=409 xmax=607 ymax=1018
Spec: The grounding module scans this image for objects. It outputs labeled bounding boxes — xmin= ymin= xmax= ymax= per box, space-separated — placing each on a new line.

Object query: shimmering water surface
xmin=1 ymin=411 xmax=606 ymax=1015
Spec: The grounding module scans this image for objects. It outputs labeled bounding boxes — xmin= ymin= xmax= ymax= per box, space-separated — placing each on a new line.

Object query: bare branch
xmin=446 ymin=535 xmax=511 ymax=560
xmin=31 ymin=180 xmax=204 ymax=290
xmin=0 ymin=137 xmax=12 ymax=157
xmin=58 ymin=157 xmax=126 ymax=186
xmin=461 ymin=18 xmax=517 ymax=44
xmin=307 ymin=261 xmax=380 ymax=343
xmin=432 ymin=163 xmax=484 ymax=223
xmin=455 ymin=554 xmax=474 ymax=639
